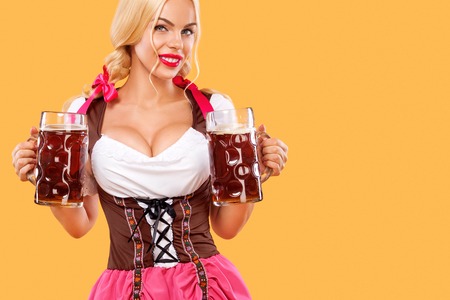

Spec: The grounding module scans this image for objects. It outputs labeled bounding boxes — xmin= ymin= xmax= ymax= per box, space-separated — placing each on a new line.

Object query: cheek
xmin=152 ymin=35 xmax=166 ymax=51
xmin=135 ymin=39 xmax=158 ymax=62
xmin=183 ymin=40 xmax=195 ymax=56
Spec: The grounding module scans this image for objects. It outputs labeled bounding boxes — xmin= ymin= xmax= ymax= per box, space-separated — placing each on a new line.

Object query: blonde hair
xmin=84 ymin=0 xmax=202 ymax=98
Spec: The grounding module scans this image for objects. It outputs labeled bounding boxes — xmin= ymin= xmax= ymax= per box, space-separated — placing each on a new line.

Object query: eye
xmin=154 ymin=25 xmax=168 ymax=32
xmin=181 ymin=28 xmax=194 ymax=36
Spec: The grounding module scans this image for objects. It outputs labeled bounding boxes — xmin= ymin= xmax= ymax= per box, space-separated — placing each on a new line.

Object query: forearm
xmin=210 ymin=203 xmax=255 ymax=239
xmin=49 ymin=195 xmax=99 ymax=238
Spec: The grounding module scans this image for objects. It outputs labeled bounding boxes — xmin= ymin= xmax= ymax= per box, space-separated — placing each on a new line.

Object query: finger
xmin=261 ymin=144 xmax=288 ymax=173
xmin=262 ymin=144 xmax=288 ymax=163
xmin=261 ymin=142 xmax=288 ymax=176
xmin=11 ymin=144 xmax=20 ymax=162
xmin=261 ymin=138 xmax=288 ymax=154
xmin=17 ymin=162 xmax=36 ymax=181
xmin=30 ymin=126 xmax=39 ymax=139
xmin=14 ymin=156 xmax=37 ymax=174
xmin=257 ymin=124 xmax=267 ymax=133
xmin=12 ymin=140 xmax=37 ymax=157
xmin=12 ymin=151 xmax=37 ymax=178
xmin=262 ymin=153 xmax=285 ymax=176
xmin=12 ymin=147 xmax=37 ymax=164
xmin=275 ymin=139 xmax=288 ymax=154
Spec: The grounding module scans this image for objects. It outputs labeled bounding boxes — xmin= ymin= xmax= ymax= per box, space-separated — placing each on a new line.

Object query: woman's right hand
xmin=12 ymin=126 xmax=39 ymax=183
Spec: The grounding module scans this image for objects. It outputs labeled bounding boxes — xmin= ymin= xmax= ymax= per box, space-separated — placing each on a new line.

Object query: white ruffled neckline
xmin=93 ymin=127 xmax=207 ymax=164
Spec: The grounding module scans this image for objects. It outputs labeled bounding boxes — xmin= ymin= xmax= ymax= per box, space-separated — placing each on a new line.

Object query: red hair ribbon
xmin=77 ymin=65 xmax=118 ymax=114
xmin=172 ymin=76 xmax=213 ymax=118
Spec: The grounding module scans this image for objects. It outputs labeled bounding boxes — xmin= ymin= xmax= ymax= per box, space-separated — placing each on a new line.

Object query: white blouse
xmin=68 ymin=93 xmax=234 ymax=198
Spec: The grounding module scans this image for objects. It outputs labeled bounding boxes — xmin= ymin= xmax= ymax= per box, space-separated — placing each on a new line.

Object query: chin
xmin=152 ymin=70 xmax=182 ymax=81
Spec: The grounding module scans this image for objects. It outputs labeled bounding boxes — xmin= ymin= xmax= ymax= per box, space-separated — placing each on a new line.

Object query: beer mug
xmin=206 ymin=108 xmax=272 ymax=206
xmin=32 ymin=111 xmax=88 ymax=207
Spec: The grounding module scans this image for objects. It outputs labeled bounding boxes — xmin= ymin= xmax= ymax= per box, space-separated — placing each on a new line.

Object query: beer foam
xmin=41 ymin=124 xmax=87 ymax=131
xmin=211 ymin=125 xmax=253 ymax=135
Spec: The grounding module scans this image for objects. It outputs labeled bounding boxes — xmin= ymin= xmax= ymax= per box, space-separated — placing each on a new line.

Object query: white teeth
xmin=161 ymin=57 xmax=179 ymax=63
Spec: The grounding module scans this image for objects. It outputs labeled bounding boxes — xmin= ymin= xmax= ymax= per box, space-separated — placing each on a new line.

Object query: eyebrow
xmin=158 ymin=17 xmax=197 ymax=28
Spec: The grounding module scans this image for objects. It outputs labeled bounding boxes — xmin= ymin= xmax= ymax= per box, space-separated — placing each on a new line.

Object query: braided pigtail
xmin=82 ymin=46 xmax=130 ymax=99
xmin=104 ymin=46 xmax=131 ymax=84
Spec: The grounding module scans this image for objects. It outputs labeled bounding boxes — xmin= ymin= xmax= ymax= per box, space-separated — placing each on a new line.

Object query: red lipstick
xmin=159 ymin=54 xmax=183 ymax=67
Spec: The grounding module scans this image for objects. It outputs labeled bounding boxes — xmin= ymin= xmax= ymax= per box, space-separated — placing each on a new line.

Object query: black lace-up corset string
xmin=128 ymin=198 xmax=176 ymax=253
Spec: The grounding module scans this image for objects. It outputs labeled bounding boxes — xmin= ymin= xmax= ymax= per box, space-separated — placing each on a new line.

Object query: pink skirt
xmin=88 ymin=254 xmax=251 ymax=300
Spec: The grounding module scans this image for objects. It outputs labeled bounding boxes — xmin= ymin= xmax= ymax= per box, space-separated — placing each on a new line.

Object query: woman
xmin=12 ymin=0 xmax=288 ymax=299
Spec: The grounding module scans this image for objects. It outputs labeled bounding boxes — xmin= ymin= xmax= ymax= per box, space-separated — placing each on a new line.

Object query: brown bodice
xmin=86 ymin=91 xmax=219 ymax=270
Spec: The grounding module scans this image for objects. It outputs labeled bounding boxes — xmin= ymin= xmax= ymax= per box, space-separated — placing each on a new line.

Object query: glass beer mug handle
xmin=26 ymin=136 xmax=37 ymax=186
xmin=27 ymin=171 xmax=36 ymax=186
xmin=256 ymin=131 xmax=273 ymax=183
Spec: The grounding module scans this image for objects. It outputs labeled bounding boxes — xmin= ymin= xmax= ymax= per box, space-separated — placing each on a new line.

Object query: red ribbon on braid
xmin=77 ymin=65 xmax=118 ymax=114
xmin=172 ymin=76 xmax=213 ymax=118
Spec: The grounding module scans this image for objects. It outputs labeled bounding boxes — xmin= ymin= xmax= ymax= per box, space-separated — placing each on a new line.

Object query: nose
xmin=168 ymin=32 xmax=183 ymax=50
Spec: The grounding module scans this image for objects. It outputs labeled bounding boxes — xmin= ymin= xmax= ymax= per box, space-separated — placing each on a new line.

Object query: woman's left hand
xmin=257 ymin=124 xmax=288 ymax=177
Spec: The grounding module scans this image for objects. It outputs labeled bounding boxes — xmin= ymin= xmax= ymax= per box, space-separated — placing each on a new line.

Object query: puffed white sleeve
xmin=210 ymin=94 xmax=235 ymax=111
xmin=66 ymin=96 xmax=86 ymax=113
xmin=66 ymin=96 xmax=98 ymax=196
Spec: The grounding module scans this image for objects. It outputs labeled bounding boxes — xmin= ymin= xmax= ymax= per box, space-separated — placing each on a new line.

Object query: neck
xmin=118 ymin=63 xmax=180 ymax=106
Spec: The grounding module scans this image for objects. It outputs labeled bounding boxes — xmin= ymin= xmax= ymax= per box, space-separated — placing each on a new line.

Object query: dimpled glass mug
xmin=206 ymin=108 xmax=272 ymax=206
xmin=32 ymin=111 xmax=88 ymax=207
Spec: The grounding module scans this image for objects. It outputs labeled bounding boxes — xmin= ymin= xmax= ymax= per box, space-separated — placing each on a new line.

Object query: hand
xmin=12 ymin=126 xmax=39 ymax=183
xmin=257 ymin=124 xmax=288 ymax=177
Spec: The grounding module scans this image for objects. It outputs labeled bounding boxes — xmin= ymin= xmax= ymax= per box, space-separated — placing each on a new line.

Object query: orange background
xmin=1 ymin=0 xmax=450 ymax=299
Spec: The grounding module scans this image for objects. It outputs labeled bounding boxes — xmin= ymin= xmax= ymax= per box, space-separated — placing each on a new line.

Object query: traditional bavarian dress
xmin=69 ymin=86 xmax=251 ymax=300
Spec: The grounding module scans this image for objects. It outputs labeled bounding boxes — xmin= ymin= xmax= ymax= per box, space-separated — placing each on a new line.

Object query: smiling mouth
xmin=161 ymin=57 xmax=179 ymax=63
xmin=159 ymin=55 xmax=182 ymax=67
